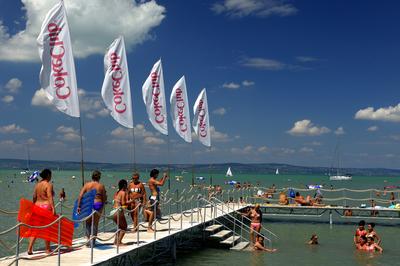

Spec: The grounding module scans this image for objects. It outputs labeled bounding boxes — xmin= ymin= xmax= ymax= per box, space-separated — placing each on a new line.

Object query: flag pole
xmin=167 ymin=133 xmax=171 ymax=190
xmin=131 ymin=127 xmax=137 ymax=172
xmin=78 ymin=117 xmax=85 ymax=187
xmin=208 ymin=146 xmax=212 ymax=186
xmin=191 ymin=142 xmax=195 ymax=186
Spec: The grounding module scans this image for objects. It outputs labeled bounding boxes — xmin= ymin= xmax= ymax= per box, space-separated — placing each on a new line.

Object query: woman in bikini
xmin=366 ymin=222 xmax=381 ymax=245
xmin=247 ymin=204 xmax=262 ymax=244
xmin=128 ymin=173 xmax=146 ymax=231
xmin=111 ymin=179 xmax=133 ymax=245
xmin=364 ymin=237 xmax=383 ymax=253
xmin=355 ymin=236 xmax=367 ymax=250
xmin=76 ymin=170 xmax=107 ymax=246
xmin=27 ymin=169 xmax=55 ymax=255
xmin=253 ymin=235 xmax=277 ymax=252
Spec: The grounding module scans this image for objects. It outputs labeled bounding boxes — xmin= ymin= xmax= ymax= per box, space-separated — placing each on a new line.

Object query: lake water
xmin=0 ymin=169 xmax=399 ymax=265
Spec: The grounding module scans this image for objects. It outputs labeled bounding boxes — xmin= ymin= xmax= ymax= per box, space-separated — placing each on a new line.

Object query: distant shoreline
xmin=0 ymin=158 xmax=399 ymax=176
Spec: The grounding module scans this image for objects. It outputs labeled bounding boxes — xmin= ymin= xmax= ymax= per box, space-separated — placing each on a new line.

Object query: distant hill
xmin=1 ymin=158 xmax=399 ymax=176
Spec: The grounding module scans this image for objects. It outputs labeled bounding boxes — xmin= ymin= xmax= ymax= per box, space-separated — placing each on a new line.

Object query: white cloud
xmin=307 ymin=141 xmax=322 ymax=146
xmin=287 ymin=119 xmax=330 ymax=136
xmin=1 ymin=95 xmax=14 ymax=103
xmin=144 ymin=136 xmax=165 ymax=145
xmin=334 ymin=126 xmax=345 ymax=135
xmin=367 ymin=126 xmax=379 ymax=132
xmin=213 ymin=107 xmax=227 ymax=116
xmin=210 ymin=126 xmax=231 ymax=142
xmin=111 ymin=124 xmax=165 ymax=145
xmin=231 ymin=145 xmax=254 ymax=154
xmin=241 ymin=57 xmax=286 ymax=70
xmin=242 ymin=80 xmax=255 ymax=87
xmin=3 ymin=78 xmax=22 ymax=93
xmin=295 ymin=56 xmax=318 ymax=63
xmin=299 ymin=147 xmax=313 ymax=153
xmin=31 ymin=88 xmax=109 ymax=118
xmin=0 ymin=0 xmax=165 ymax=62
xmin=31 ymin=88 xmax=52 ymax=107
xmin=222 ymin=82 xmax=240 ymax=89
xmin=257 ymin=146 xmax=268 ymax=153
xmin=355 ymin=104 xmax=400 ymax=122
xmin=0 ymin=124 xmax=28 ymax=134
xmin=27 ymin=138 xmax=36 ymax=145
xmin=56 ymin=125 xmax=80 ymax=142
xmin=212 ymin=0 xmax=297 ymax=18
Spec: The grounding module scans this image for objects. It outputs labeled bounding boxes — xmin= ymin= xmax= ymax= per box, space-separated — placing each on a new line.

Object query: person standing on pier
xmin=27 ymin=169 xmax=55 ymax=255
xmin=147 ymin=169 xmax=168 ymax=232
xmin=128 ymin=172 xmax=146 ymax=231
xmin=76 ymin=170 xmax=107 ymax=246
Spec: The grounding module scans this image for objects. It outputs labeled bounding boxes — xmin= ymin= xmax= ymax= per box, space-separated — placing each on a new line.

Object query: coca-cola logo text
xmin=151 ymin=72 xmax=164 ymax=124
xmin=109 ymin=52 xmax=126 ymax=113
xmin=197 ymin=99 xmax=207 ymax=137
xmin=48 ymin=23 xmax=70 ymax=100
xmin=175 ymin=87 xmax=187 ymax=132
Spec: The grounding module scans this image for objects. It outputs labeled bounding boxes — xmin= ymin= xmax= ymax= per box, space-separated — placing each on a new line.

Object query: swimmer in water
xmin=128 ymin=172 xmax=146 ymax=231
xmin=27 ymin=169 xmax=55 ymax=255
xmin=308 ymin=234 xmax=319 ymax=245
xmin=254 ymin=235 xmax=277 ymax=252
xmin=366 ymin=222 xmax=381 ymax=245
xmin=354 ymin=220 xmax=367 ymax=244
xmin=355 ymin=236 xmax=367 ymax=250
xmin=364 ymin=237 xmax=383 ymax=253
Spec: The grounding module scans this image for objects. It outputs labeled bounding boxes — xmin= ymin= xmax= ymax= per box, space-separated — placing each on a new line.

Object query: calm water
xmin=0 ymin=169 xmax=399 ymax=265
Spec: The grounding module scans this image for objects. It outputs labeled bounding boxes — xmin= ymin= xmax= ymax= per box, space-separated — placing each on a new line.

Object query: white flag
xmin=101 ymin=36 xmax=133 ymax=128
xmin=170 ymin=76 xmax=192 ymax=143
xmin=37 ymin=1 xmax=80 ymax=118
xmin=142 ymin=59 xmax=168 ymax=135
xmin=193 ymin=89 xmax=211 ymax=147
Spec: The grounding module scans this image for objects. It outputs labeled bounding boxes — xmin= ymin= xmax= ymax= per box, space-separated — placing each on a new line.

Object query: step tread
xmin=204 ymin=224 xmax=223 ymax=232
xmin=220 ymin=236 xmax=240 ymax=245
xmin=210 ymin=230 xmax=232 ymax=238
xmin=230 ymin=241 xmax=250 ymax=251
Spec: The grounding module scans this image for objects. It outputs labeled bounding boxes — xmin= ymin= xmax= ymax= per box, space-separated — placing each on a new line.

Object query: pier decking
xmin=0 ymin=202 xmax=249 ymax=266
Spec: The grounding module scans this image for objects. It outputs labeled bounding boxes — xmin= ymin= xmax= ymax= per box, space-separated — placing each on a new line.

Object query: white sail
xmin=275 ymin=168 xmax=279 ymax=175
xmin=226 ymin=167 xmax=233 ymax=177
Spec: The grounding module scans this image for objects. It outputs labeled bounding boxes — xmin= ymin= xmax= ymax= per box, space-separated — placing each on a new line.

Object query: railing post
xmin=58 ymin=216 xmax=62 ymax=266
xmin=168 ymin=201 xmax=171 ymax=235
xmin=203 ymin=200 xmax=207 ymax=225
xmin=90 ymin=212 xmax=95 ymax=264
xmin=240 ymin=215 xmax=243 ymax=241
xmin=116 ymin=209 xmax=120 ymax=254
xmin=190 ymin=198 xmax=193 ymax=225
xmin=180 ymin=200 xmax=183 ymax=230
xmin=232 ymin=217 xmax=236 ymax=248
xmin=103 ymin=210 xmax=106 ymax=233
xmin=154 ymin=200 xmax=157 ymax=240
xmin=137 ymin=207 xmax=140 ymax=247
xmin=15 ymin=225 xmax=20 ymax=266
xmin=197 ymin=200 xmax=200 ymax=223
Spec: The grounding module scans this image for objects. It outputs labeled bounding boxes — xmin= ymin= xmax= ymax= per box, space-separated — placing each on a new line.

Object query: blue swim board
xmin=72 ymin=189 xmax=96 ymax=228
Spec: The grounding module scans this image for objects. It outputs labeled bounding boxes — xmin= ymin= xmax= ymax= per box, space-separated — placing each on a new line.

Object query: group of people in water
xmin=27 ymin=168 xmax=168 ymax=253
xmin=354 ymin=220 xmax=383 ymax=253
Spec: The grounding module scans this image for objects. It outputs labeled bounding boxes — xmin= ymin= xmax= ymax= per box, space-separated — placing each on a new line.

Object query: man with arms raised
xmin=146 ymin=169 xmax=168 ymax=232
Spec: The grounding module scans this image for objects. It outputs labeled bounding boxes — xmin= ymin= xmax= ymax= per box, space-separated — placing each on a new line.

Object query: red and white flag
xmin=101 ymin=36 xmax=133 ymax=128
xmin=142 ymin=59 xmax=168 ymax=135
xmin=170 ymin=76 xmax=192 ymax=143
xmin=192 ymin=89 xmax=211 ymax=147
xmin=37 ymin=1 xmax=80 ymax=117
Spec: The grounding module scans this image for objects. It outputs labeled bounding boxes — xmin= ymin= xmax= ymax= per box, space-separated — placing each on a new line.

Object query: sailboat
xmin=226 ymin=167 xmax=233 ymax=177
xmin=275 ymin=168 xmax=279 ymax=175
xmin=20 ymin=144 xmax=31 ymax=175
xmin=329 ymin=140 xmax=352 ymax=181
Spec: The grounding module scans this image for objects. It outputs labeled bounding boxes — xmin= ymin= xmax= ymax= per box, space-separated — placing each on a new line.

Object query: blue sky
xmin=0 ymin=0 xmax=400 ymax=168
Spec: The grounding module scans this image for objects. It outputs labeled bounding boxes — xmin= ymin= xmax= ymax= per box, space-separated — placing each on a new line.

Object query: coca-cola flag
xmin=170 ymin=76 xmax=192 ymax=143
xmin=192 ymin=89 xmax=211 ymax=147
xmin=142 ymin=59 xmax=168 ymax=135
xmin=37 ymin=1 xmax=80 ymax=118
xmin=101 ymin=36 xmax=133 ymax=128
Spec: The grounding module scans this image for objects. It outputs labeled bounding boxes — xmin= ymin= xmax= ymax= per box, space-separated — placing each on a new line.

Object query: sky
xmin=0 ymin=0 xmax=400 ymax=169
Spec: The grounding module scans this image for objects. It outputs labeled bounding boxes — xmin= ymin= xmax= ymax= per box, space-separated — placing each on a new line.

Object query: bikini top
xmin=356 ymin=229 xmax=367 ymax=236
